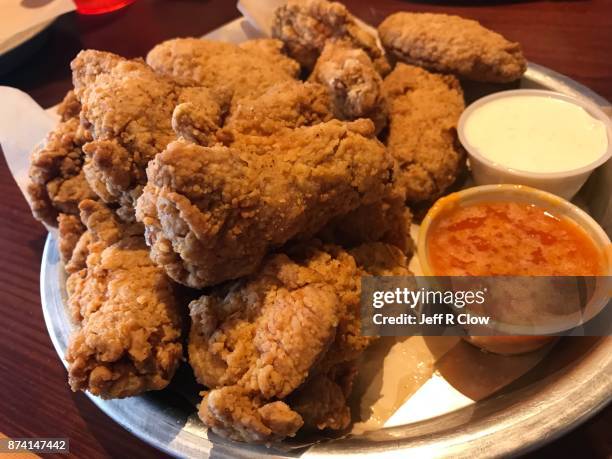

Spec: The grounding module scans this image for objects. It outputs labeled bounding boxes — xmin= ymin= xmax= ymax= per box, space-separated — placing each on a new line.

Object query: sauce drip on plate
xmin=427 ymin=201 xmax=604 ymax=276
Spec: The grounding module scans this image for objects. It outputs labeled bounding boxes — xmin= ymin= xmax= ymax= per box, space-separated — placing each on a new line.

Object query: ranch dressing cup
xmin=458 ymin=90 xmax=612 ymax=200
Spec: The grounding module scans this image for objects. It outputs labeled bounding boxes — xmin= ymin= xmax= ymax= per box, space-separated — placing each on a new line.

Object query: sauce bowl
xmin=418 ymin=184 xmax=611 ymax=337
xmin=458 ymin=90 xmax=612 ymax=200
xmin=419 ymin=184 xmax=611 ymax=277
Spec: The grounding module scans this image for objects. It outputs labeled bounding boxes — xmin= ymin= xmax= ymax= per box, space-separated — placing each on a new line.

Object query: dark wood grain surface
xmin=0 ymin=1 xmax=610 ymax=458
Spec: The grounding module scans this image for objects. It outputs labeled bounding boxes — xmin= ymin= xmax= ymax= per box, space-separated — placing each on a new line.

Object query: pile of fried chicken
xmin=26 ymin=0 xmax=526 ymax=444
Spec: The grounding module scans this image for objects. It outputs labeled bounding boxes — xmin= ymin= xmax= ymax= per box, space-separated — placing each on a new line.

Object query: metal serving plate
xmin=41 ymin=64 xmax=612 ymax=458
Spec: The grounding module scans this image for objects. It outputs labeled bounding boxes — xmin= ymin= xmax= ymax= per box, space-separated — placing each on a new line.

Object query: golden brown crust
xmin=146 ymin=38 xmax=297 ymax=106
xmin=309 ymin=41 xmax=387 ymax=133
xmin=287 ymin=362 xmax=356 ymax=431
xmin=65 ymin=200 xmax=182 ymax=399
xmin=188 ymin=251 xmax=341 ymax=394
xmin=57 ymin=90 xmax=81 ymax=121
xmin=71 ymin=50 xmax=221 ymax=220
xmin=27 ymin=117 xmax=97 ymax=226
xmin=238 ymin=38 xmax=301 ymax=78
xmin=58 ymin=213 xmax=85 ymax=265
xmin=319 ymin=197 xmax=414 ymax=255
xmin=272 ymin=0 xmax=389 ymax=74
xmin=199 ymin=387 xmax=304 ymax=443
xmin=189 ymin=242 xmax=411 ymax=442
xmin=221 ymin=80 xmax=334 ymax=138
xmin=382 ymin=64 xmax=466 ymax=204
xmin=135 ymin=119 xmax=394 ymax=288
xmin=378 ymin=12 xmax=527 ymax=83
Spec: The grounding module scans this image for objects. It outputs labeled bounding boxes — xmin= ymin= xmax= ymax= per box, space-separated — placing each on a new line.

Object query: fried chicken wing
xmin=146 ymin=38 xmax=297 ymax=106
xmin=378 ymin=12 xmax=527 ymax=83
xmin=135 ymin=119 xmax=394 ymax=288
xmin=272 ymin=0 xmax=389 ymax=74
xmin=382 ymin=63 xmax=465 ymax=204
xmin=188 ymin=252 xmax=341 ymax=393
xmin=65 ymin=200 xmax=182 ymax=399
xmin=220 ymin=80 xmax=333 ymax=138
xmin=71 ymin=50 xmax=222 ymax=220
xmin=190 ymin=241 xmax=411 ymax=442
xmin=27 ymin=116 xmax=97 ymax=226
xmin=309 ymin=41 xmax=387 ymax=133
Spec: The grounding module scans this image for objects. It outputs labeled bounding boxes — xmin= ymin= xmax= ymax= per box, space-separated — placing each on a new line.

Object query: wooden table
xmin=0 ymin=1 xmax=610 ymax=457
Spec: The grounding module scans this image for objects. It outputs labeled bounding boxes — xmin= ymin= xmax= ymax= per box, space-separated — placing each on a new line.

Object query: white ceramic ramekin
xmin=458 ymin=89 xmax=612 ymax=200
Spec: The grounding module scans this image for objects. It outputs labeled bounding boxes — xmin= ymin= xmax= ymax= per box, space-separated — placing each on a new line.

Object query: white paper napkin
xmin=0 ymin=0 xmax=75 ymax=53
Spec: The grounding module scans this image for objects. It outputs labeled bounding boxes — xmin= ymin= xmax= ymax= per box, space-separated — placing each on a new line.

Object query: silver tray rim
xmin=40 ymin=63 xmax=612 ymax=459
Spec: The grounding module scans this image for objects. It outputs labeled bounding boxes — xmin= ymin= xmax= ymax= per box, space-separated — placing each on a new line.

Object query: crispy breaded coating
xmin=146 ymin=38 xmax=297 ymax=105
xmin=57 ymin=90 xmax=82 ymax=121
xmin=272 ymin=0 xmax=389 ymax=74
xmin=71 ymin=50 xmax=222 ymax=220
xmin=309 ymin=41 xmax=387 ymax=133
xmin=65 ymin=231 xmax=92 ymax=275
xmin=188 ymin=251 xmax=341 ymax=392
xmin=136 ymin=119 xmax=394 ymax=288
xmin=190 ymin=242 xmax=411 ymax=442
xmin=378 ymin=12 xmax=527 ymax=83
xmin=221 ymin=80 xmax=333 ymax=138
xmin=382 ymin=64 xmax=465 ymax=204
xmin=308 ymin=242 xmax=411 ymax=372
xmin=238 ymin=38 xmax=301 ymax=78
xmin=287 ymin=363 xmax=356 ymax=431
xmin=65 ymin=200 xmax=182 ymax=399
xmin=319 ymin=197 xmax=414 ymax=255
xmin=200 ymin=387 xmax=304 ymax=443
xmin=58 ymin=213 xmax=85 ymax=265
xmin=171 ymin=88 xmax=225 ymax=146
xmin=27 ymin=117 xmax=97 ymax=226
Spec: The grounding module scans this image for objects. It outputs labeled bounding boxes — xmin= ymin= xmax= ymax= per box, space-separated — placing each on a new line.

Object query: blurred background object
xmin=74 ymin=0 xmax=135 ymax=14
xmin=0 ymin=0 xmax=136 ymax=75
xmin=0 ymin=0 xmax=74 ymax=74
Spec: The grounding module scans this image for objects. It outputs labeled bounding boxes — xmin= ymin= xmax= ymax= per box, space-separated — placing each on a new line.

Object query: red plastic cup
xmin=75 ymin=0 xmax=135 ymax=15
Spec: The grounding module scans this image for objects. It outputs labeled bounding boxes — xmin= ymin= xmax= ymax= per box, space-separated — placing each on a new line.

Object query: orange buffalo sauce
xmin=427 ymin=201 xmax=604 ymax=276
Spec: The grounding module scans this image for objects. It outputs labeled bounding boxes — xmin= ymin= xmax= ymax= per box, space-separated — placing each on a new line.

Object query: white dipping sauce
xmin=463 ymin=95 xmax=608 ymax=173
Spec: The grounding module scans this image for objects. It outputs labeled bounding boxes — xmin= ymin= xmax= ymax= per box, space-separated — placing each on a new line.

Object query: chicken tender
xmin=190 ymin=242 xmax=411 ymax=442
xmin=221 ymin=80 xmax=333 ymax=138
xmin=309 ymin=41 xmax=387 ymax=133
xmin=382 ymin=64 xmax=465 ymax=204
xmin=27 ymin=116 xmax=97 ymax=226
xmin=71 ymin=50 xmax=222 ymax=220
xmin=378 ymin=12 xmax=527 ymax=83
xmin=65 ymin=200 xmax=182 ymax=398
xmin=136 ymin=119 xmax=394 ymax=288
xmin=146 ymin=38 xmax=297 ymax=106
xmin=272 ymin=0 xmax=389 ymax=74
